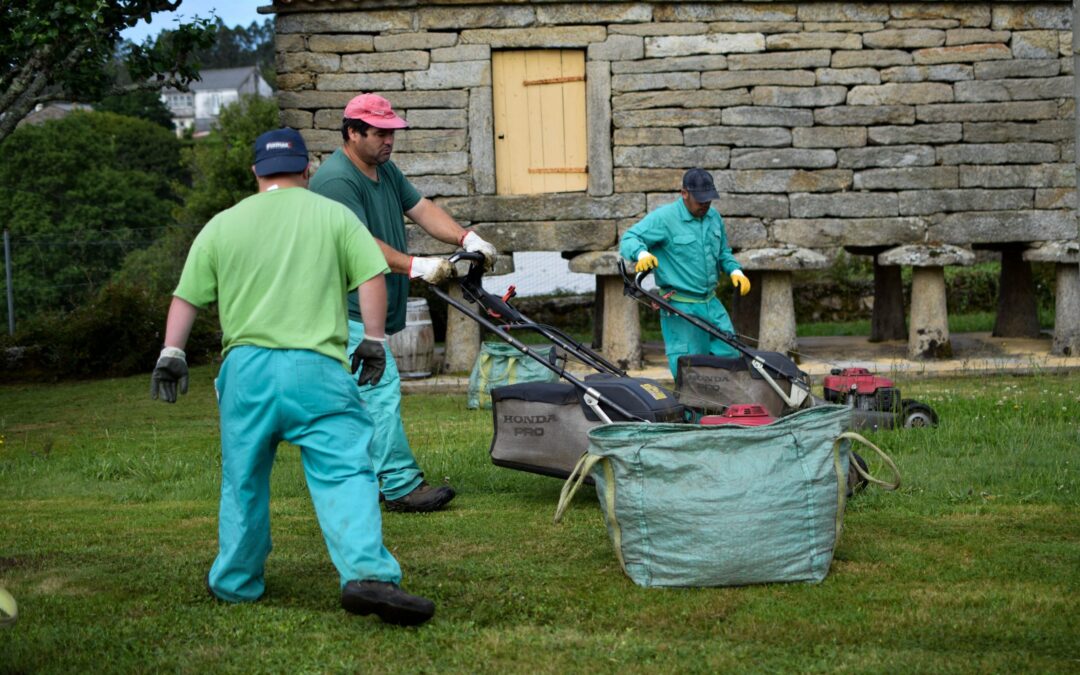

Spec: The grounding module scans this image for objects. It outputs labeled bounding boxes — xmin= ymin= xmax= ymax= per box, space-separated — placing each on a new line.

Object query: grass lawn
xmin=1 ymin=366 xmax=1078 ymax=673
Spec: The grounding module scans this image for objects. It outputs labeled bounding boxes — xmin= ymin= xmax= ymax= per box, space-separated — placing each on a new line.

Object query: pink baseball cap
xmin=343 ymin=93 xmax=408 ymax=129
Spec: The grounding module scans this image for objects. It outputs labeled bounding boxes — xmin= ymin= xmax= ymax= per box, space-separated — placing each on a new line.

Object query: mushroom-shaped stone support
xmin=1024 ymin=241 xmax=1080 ymax=357
xmin=734 ymin=247 xmax=830 ymax=355
xmin=879 ymin=244 xmax=975 ymax=359
xmin=442 ymin=254 xmax=515 ymax=373
xmin=568 ymin=251 xmax=642 ymax=371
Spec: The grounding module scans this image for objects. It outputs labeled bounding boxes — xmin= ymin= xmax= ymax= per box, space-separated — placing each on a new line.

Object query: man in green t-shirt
xmin=309 ymin=93 xmax=498 ymax=513
xmin=149 ymin=128 xmax=435 ymax=626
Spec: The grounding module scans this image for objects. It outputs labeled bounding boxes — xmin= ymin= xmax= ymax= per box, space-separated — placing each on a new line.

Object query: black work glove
xmin=350 ymin=336 xmax=387 ymax=387
xmin=150 ymin=347 xmax=189 ymax=403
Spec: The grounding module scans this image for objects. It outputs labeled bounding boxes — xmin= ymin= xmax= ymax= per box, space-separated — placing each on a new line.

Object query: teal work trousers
xmin=208 ymin=346 xmax=401 ymax=602
xmin=659 ymin=296 xmax=740 ymax=377
xmin=347 ymin=320 xmax=425 ymax=501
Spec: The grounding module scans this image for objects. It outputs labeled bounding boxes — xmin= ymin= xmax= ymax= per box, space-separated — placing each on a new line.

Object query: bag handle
xmin=837 ymin=431 xmax=902 ymax=491
xmin=553 ymin=452 xmax=602 ymax=523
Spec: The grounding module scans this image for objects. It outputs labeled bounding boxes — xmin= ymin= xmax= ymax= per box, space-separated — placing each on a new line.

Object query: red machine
xmin=821 ymin=368 xmax=938 ymax=429
xmin=700 ymin=404 xmax=777 ymax=427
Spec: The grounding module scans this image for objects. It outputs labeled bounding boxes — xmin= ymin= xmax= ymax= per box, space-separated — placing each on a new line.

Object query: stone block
xmin=721 ymin=106 xmax=814 ymax=127
xmin=863 ymin=29 xmax=946 ymax=49
xmin=317 ymin=73 xmax=404 ymax=92
xmin=305 ymin=130 xmax=347 ymax=154
xmin=730 ymin=149 xmax=837 ymax=170
xmin=614 ymin=145 xmax=731 ymax=169
xmin=610 ymin=22 xmax=708 ymax=37
xmin=831 ymin=49 xmax=912 ymax=68
xmin=772 ymin=217 xmax=926 ymax=247
xmin=716 ymin=193 xmax=790 ymax=219
xmin=1011 ymin=30 xmax=1060 ymax=59
xmin=613 ymin=168 xmax=684 ymax=193
xmin=717 ymin=169 xmax=853 ymax=194
xmin=276 ymin=73 xmax=314 ymax=91
xmin=765 ymin=32 xmax=863 ymax=50
xmin=867 ymin=123 xmax=962 ymax=145
xmin=798 ymin=4 xmax=890 ymax=23
xmin=280 ymin=109 xmax=313 ymax=129
xmin=752 ymin=85 xmax=848 ymax=107
xmin=936 ymin=142 xmax=1059 ymax=165
xmin=277 ymin=11 xmax=412 ymax=34
xmin=1023 ymin=240 xmax=1080 ymax=263
xmin=276 ymin=34 xmax=307 ymax=53
xmin=974 ymin=59 xmax=1060 ymax=79
xmin=954 ymin=77 xmax=1072 ymax=102
xmin=847 ymin=82 xmax=954 ymax=105
xmin=278 ymin=52 xmax=340 ymax=74
xmin=405 ymin=61 xmax=490 ymax=90
xmin=804 ymin=21 xmax=886 ymax=33
xmin=568 ymin=250 xmax=625 ymax=275
xmin=838 ymin=145 xmax=935 ymax=169
xmin=880 ymin=64 xmax=974 ymax=82
xmin=916 ymin=101 xmax=1058 ymax=123
xmin=410 ymin=175 xmax=470 ymax=198
xmin=991 ymin=5 xmax=1071 ymax=30
xmin=586 ymin=62 xmax=613 ymax=198
xmin=613 ymin=55 xmax=728 ymax=74
xmin=460 ymin=26 xmax=606 ymax=48
xmin=684 ymin=126 xmax=791 ymax=148
xmin=710 ymin=21 xmax=804 ymax=34
xmin=420 ymin=6 xmax=535 ymax=30
xmin=537 ymin=4 xmax=652 ymax=25
xmin=431 ymin=45 xmax=492 ymax=63
xmin=394 ymin=152 xmax=469 ymax=176
xmin=889 ymin=19 xmax=961 ymax=31
xmin=617 ymin=81 xmax=755 ymax=108
xmin=890 ymin=4 xmax=990 ymax=28
xmin=735 ymin=247 xmax=830 ymax=271
xmin=645 ymin=33 xmax=766 ymax=57
xmin=614 ymin=108 xmax=723 ymax=128
xmin=727 ymin=50 xmax=831 ymax=70
xmin=1034 ymin=188 xmax=1075 ymax=210
xmin=373 ymin=33 xmax=458 ymax=52
xmin=960 ymin=163 xmax=1075 ymax=188
xmin=470 ymin=86 xmax=495 ymax=195
xmin=656 ymin=5 xmax=797 ymax=22
xmin=898 ymin=188 xmax=1033 ymax=215
xmin=395 ymin=129 xmax=467 ymax=153
xmin=468 ymin=220 xmax=619 ymax=251
xmin=963 ymin=120 xmax=1073 ymax=143
xmin=930 ymin=210 xmax=1077 ymax=243
xmin=307 ymin=35 xmax=373 ymax=54
xmin=588 ymin=34 xmax=645 ymax=62
xmin=702 ymin=69 xmax=816 ymax=89
xmin=439 ymin=193 xmax=646 ymax=222
xmin=793 ymin=126 xmax=867 ymax=148
xmin=614 ymin=127 xmax=684 ymax=146
xmin=946 ymin=28 xmax=1011 ymax=46
xmin=401 ymin=109 xmax=468 ymax=129
xmin=914 ymin=43 xmax=1012 ymax=64
xmin=816 ymin=106 xmax=915 ymax=126
xmin=612 ymin=72 xmax=701 ymax=92
xmin=790 ymin=192 xmax=899 ymax=218
xmin=815 ymin=68 xmax=881 ymax=85
xmin=724 ymin=218 xmax=770 ymax=248
xmin=877 ymin=243 xmax=975 ymax=267
xmin=854 ymin=166 xmax=959 ymax=190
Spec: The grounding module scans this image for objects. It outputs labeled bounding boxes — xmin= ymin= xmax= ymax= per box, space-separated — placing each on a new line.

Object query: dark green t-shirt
xmin=308 ymin=149 xmax=422 ymax=334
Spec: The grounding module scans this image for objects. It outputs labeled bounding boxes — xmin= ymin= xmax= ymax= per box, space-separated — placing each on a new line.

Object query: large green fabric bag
xmin=554 ymin=405 xmax=899 ymax=588
xmin=466 ymin=341 xmax=560 ymax=410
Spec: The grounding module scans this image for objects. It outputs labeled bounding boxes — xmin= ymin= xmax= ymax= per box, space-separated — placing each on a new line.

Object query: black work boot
xmin=341 ymin=580 xmax=435 ymax=626
xmin=384 ymin=481 xmax=455 ymax=513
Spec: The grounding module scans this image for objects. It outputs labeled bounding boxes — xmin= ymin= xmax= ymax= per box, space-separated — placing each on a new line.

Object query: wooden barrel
xmin=388 ymin=297 xmax=435 ymax=378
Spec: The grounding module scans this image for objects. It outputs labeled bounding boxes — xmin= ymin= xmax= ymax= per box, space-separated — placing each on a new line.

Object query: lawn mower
xmin=618 ymin=261 xmax=939 ymax=432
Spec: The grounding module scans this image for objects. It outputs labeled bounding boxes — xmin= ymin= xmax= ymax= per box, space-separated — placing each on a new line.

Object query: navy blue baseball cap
xmin=253 ymin=128 xmax=309 ymax=176
xmin=682 ymin=168 xmax=719 ymax=202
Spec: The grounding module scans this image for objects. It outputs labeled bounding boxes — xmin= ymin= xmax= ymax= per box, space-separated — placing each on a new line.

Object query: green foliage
xmin=94 ymin=88 xmax=175 ymax=129
xmin=0 ymin=110 xmax=185 ymax=316
xmin=186 ymin=17 xmax=277 ymax=87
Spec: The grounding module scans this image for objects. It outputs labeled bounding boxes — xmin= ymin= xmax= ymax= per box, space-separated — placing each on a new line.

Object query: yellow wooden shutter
xmin=492 ymin=50 xmax=588 ymax=195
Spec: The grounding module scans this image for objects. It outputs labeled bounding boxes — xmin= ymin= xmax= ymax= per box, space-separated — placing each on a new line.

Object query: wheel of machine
xmin=901 ymin=400 xmax=938 ymax=428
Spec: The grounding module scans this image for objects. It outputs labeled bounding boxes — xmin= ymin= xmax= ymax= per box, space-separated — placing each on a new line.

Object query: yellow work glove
xmin=635 ymin=251 xmax=659 ymax=273
xmin=731 ymin=270 xmax=751 ymax=296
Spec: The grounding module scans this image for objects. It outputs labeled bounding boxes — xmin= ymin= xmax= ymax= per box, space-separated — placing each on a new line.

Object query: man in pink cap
xmin=310 ymin=93 xmax=498 ymax=513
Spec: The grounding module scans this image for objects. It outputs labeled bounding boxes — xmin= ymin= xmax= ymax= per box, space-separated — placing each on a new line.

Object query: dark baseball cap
xmin=682 ymin=168 xmax=719 ymax=202
xmin=253 ymin=128 xmax=309 ymax=176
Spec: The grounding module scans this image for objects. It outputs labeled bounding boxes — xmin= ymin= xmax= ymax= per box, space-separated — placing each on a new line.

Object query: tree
xmin=94 ymin=89 xmax=175 ymax=129
xmin=0 ymin=1 xmax=215 ymax=143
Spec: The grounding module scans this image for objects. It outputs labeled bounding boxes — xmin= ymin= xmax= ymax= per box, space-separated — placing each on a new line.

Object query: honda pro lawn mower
xmin=618 ymin=261 xmax=939 ymax=432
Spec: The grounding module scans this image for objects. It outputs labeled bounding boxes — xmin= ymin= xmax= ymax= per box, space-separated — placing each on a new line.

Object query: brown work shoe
xmin=341 ymin=580 xmax=435 ymax=626
xmin=384 ymin=481 xmax=455 ymax=513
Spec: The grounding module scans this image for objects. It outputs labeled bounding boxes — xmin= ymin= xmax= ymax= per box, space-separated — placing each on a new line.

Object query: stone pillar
xmin=444 ymin=254 xmax=515 ymax=373
xmin=990 ymin=244 xmax=1041 ymax=338
xmin=847 ymin=246 xmax=906 ymax=342
xmin=880 ymin=245 xmax=975 ymax=359
xmin=1024 ymin=241 xmax=1080 ymax=356
xmin=568 ymin=251 xmax=641 ymax=370
xmin=734 ymin=247 xmax=829 ymax=355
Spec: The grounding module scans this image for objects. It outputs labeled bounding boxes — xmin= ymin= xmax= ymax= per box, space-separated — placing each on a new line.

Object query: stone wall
xmin=272 ymin=0 xmax=1075 ymax=256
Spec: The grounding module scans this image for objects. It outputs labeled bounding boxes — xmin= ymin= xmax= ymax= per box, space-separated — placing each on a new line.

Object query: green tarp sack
xmin=466 ymin=341 xmax=560 ymax=410
xmin=554 ymin=405 xmax=900 ymax=588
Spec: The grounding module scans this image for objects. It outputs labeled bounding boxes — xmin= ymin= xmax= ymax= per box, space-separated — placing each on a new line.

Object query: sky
xmin=121 ymin=0 xmax=267 ymax=43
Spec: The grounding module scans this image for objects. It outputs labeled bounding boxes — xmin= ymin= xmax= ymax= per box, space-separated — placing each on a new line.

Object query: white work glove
xmin=150 ymin=346 xmax=189 ymax=403
xmin=460 ymin=230 xmax=497 ymax=270
xmin=636 ymin=250 xmax=659 ymax=273
xmin=409 ymin=256 xmax=453 ymax=285
xmin=730 ymin=269 xmax=751 ymax=296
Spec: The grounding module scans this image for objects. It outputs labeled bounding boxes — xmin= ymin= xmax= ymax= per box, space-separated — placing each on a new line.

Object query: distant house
xmin=161 ymin=66 xmax=272 ymax=136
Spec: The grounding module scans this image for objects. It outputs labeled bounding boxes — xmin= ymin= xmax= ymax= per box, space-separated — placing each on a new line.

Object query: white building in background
xmin=161 ymin=66 xmax=272 ymax=136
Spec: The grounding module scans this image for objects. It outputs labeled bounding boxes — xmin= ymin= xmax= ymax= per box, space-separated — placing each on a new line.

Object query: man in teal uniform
xmin=620 ymin=168 xmax=752 ymax=377
xmin=309 ymin=93 xmax=498 ymax=513
xmin=150 ymin=128 xmax=435 ymax=626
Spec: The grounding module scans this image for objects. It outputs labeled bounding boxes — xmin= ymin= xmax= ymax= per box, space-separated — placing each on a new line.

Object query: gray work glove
xmin=461 ymin=231 xmax=498 ymax=271
xmin=408 ymin=256 xmax=454 ymax=285
xmin=150 ymin=346 xmax=189 ymax=403
xmin=350 ymin=336 xmax=387 ymax=387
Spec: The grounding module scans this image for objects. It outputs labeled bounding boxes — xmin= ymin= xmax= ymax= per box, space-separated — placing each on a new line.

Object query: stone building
xmin=266 ymin=0 xmax=1079 ymax=369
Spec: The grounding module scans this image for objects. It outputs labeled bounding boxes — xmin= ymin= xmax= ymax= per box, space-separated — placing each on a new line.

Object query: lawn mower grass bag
xmin=675 ymin=352 xmax=812 ymax=418
xmin=489 ymin=376 xmax=684 ymax=479
xmin=554 ymin=405 xmax=901 ymax=588
xmin=467 ymin=341 xmax=560 ymax=409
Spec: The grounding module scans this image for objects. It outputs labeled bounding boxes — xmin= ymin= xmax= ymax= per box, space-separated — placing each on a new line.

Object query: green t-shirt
xmin=308 ymin=149 xmax=422 ymax=334
xmin=174 ymin=187 xmax=389 ymax=366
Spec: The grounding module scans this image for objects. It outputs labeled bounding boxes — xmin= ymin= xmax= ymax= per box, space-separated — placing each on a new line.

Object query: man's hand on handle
xmin=636 ymin=251 xmax=659 ymax=274
xmin=730 ymin=270 xmax=751 ymax=296
xmin=408 ymin=256 xmax=453 ymax=285
xmin=460 ymin=231 xmax=498 ymax=271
